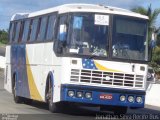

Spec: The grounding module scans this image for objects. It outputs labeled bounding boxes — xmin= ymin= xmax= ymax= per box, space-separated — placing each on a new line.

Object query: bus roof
xmin=11 ymin=3 xmax=149 ymax=21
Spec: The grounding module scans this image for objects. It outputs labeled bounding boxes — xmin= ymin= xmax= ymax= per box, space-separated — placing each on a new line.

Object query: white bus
xmin=5 ymin=4 xmax=151 ymax=114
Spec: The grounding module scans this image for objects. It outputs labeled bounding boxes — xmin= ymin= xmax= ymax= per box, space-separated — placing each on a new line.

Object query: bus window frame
xmin=56 ymin=13 xmax=69 ymax=42
xmin=111 ymin=15 xmax=148 ymax=63
xmin=9 ymin=22 xmax=14 ymax=43
xmin=53 ymin=13 xmax=70 ymax=55
xmin=7 ymin=12 xmax=59 ymax=45
xmin=37 ymin=16 xmax=48 ymax=42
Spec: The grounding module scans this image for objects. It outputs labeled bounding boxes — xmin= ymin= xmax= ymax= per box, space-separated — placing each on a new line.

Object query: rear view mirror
xmin=150 ymin=40 xmax=156 ymax=49
xmin=150 ymin=32 xmax=156 ymax=49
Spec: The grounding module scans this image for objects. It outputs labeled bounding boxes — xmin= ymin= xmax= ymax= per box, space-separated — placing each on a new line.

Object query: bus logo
xmin=105 ymin=76 xmax=111 ymax=81
xmin=100 ymin=94 xmax=113 ymax=100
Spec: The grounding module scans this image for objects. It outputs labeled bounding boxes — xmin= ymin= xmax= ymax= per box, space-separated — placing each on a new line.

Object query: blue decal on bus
xmin=82 ymin=58 xmax=97 ymax=69
xmin=61 ymin=84 xmax=145 ymax=108
xmin=11 ymin=45 xmax=30 ymax=98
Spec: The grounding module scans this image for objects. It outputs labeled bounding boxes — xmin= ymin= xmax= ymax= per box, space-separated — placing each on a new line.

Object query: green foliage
xmin=150 ymin=46 xmax=160 ymax=72
xmin=132 ymin=5 xmax=160 ymax=27
xmin=152 ymin=47 xmax=160 ymax=64
xmin=0 ymin=29 xmax=8 ymax=44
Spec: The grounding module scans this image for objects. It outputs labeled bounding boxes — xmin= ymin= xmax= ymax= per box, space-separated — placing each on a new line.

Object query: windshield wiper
xmin=88 ymin=51 xmax=98 ymax=59
xmin=88 ymin=55 xmax=97 ymax=59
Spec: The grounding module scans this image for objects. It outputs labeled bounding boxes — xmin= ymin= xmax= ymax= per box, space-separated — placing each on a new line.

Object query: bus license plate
xmin=100 ymin=94 xmax=113 ymax=100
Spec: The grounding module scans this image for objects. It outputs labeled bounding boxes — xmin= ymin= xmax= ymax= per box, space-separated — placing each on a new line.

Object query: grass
xmin=0 ymin=41 xmax=7 ymax=46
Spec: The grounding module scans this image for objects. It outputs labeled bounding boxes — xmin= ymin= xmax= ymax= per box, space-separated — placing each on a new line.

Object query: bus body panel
xmin=4 ymin=43 xmax=62 ymax=102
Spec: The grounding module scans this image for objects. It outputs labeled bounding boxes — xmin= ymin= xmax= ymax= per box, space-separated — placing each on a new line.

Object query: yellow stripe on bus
xmin=26 ymin=53 xmax=43 ymax=101
xmin=94 ymin=61 xmax=122 ymax=72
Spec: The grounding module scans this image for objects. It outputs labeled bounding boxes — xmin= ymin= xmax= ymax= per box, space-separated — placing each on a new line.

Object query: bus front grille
xmin=70 ymin=69 xmax=144 ymax=89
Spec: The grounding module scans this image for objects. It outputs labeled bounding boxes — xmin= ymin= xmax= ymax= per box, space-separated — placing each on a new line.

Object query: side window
xmin=22 ymin=20 xmax=30 ymax=42
xmin=57 ymin=15 xmax=68 ymax=41
xmin=14 ymin=22 xmax=21 ymax=42
xmin=46 ymin=15 xmax=56 ymax=41
xmin=36 ymin=18 xmax=41 ymax=41
xmin=9 ymin=23 xmax=14 ymax=43
xmin=30 ymin=18 xmax=38 ymax=42
xmin=37 ymin=16 xmax=48 ymax=41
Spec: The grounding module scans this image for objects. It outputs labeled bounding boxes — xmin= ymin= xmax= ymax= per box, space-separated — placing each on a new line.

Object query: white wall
xmin=0 ymin=56 xmax=5 ymax=68
xmin=146 ymin=83 xmax=160 ymax=107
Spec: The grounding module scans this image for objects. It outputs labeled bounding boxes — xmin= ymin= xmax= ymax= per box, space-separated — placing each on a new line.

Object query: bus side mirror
xmin=148 ymin=40 xmax=156 ymax=62
xmin=150 ymin=40 xmax=156 ymax=49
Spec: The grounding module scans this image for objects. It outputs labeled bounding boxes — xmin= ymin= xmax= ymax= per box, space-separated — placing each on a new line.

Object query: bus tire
xmin=113 ymin=106 xmax=127 ymax=115
xmin=24 ymin=98 xmax=33 ymax=105
xmin=47 ymin=76 xmax=59 ymax=113
xmin=12 ymin=74 xmax=23 ymax=103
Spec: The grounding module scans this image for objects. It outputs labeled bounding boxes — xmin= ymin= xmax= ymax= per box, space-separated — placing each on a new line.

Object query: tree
xmin=131 ymin=4 xmax=160 ymax=41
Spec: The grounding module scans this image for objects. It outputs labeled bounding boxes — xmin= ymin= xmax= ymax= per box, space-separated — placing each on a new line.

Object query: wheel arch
xmin=12 ymin=71 xmax=17 ymax=93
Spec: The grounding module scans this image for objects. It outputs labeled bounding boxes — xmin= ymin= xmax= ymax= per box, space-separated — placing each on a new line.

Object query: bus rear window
xmin=9 ymin=23 xmax=14 ymax=43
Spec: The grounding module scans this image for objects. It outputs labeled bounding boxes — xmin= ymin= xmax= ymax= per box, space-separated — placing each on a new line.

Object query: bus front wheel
xmin=113 ymin=106 xmax=127 ymax=115
xmin=47 ymin=77 xmax=59 ymax=113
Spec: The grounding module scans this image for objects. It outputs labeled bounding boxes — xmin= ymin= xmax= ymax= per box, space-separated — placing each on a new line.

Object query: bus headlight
xmin=136 ymin=97 xmax=142 ymax=103
xmin=147 ymin=73 xmax=152 ymax=79
xmin=85 ymin=92 xmax=92 ymax=99
xmin=77 ymin=91 xmax=83 ymax=98
xmin=128 ymin=96 xmax=134 ymax=103
xmin=68 ymin=90 xmax=75 ymax=97
xmin=120 ymin=95 xmax=126 ymax=102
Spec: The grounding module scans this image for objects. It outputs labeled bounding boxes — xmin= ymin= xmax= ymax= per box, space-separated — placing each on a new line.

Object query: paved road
xmin=0 ymin=69 xmax=160 ymax=120
xmin=0 ymin=45 xmax=5 ymax=56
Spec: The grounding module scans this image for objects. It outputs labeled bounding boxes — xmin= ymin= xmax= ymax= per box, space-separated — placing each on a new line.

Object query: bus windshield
xmin=112 ymin=15 xmax=148 ymax=61
xmin=67 ymin=13 xmax=109 ymax=57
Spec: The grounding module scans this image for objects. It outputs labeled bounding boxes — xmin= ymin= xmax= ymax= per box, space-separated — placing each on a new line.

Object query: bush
xmin=0 ymin=29 xmax=8 ymax=44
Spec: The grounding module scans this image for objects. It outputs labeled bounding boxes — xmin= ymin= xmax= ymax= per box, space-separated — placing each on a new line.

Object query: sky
xmin=0 ymin=0 xmax=160 ymax=30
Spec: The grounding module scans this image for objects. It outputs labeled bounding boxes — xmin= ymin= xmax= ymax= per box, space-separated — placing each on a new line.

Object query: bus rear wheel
xmin=13 ymin=77 xmax=23 ymax=103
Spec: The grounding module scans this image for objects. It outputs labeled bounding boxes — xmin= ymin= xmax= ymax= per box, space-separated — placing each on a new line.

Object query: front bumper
xmin=61 ymin=84 xmax=145 ymax=108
